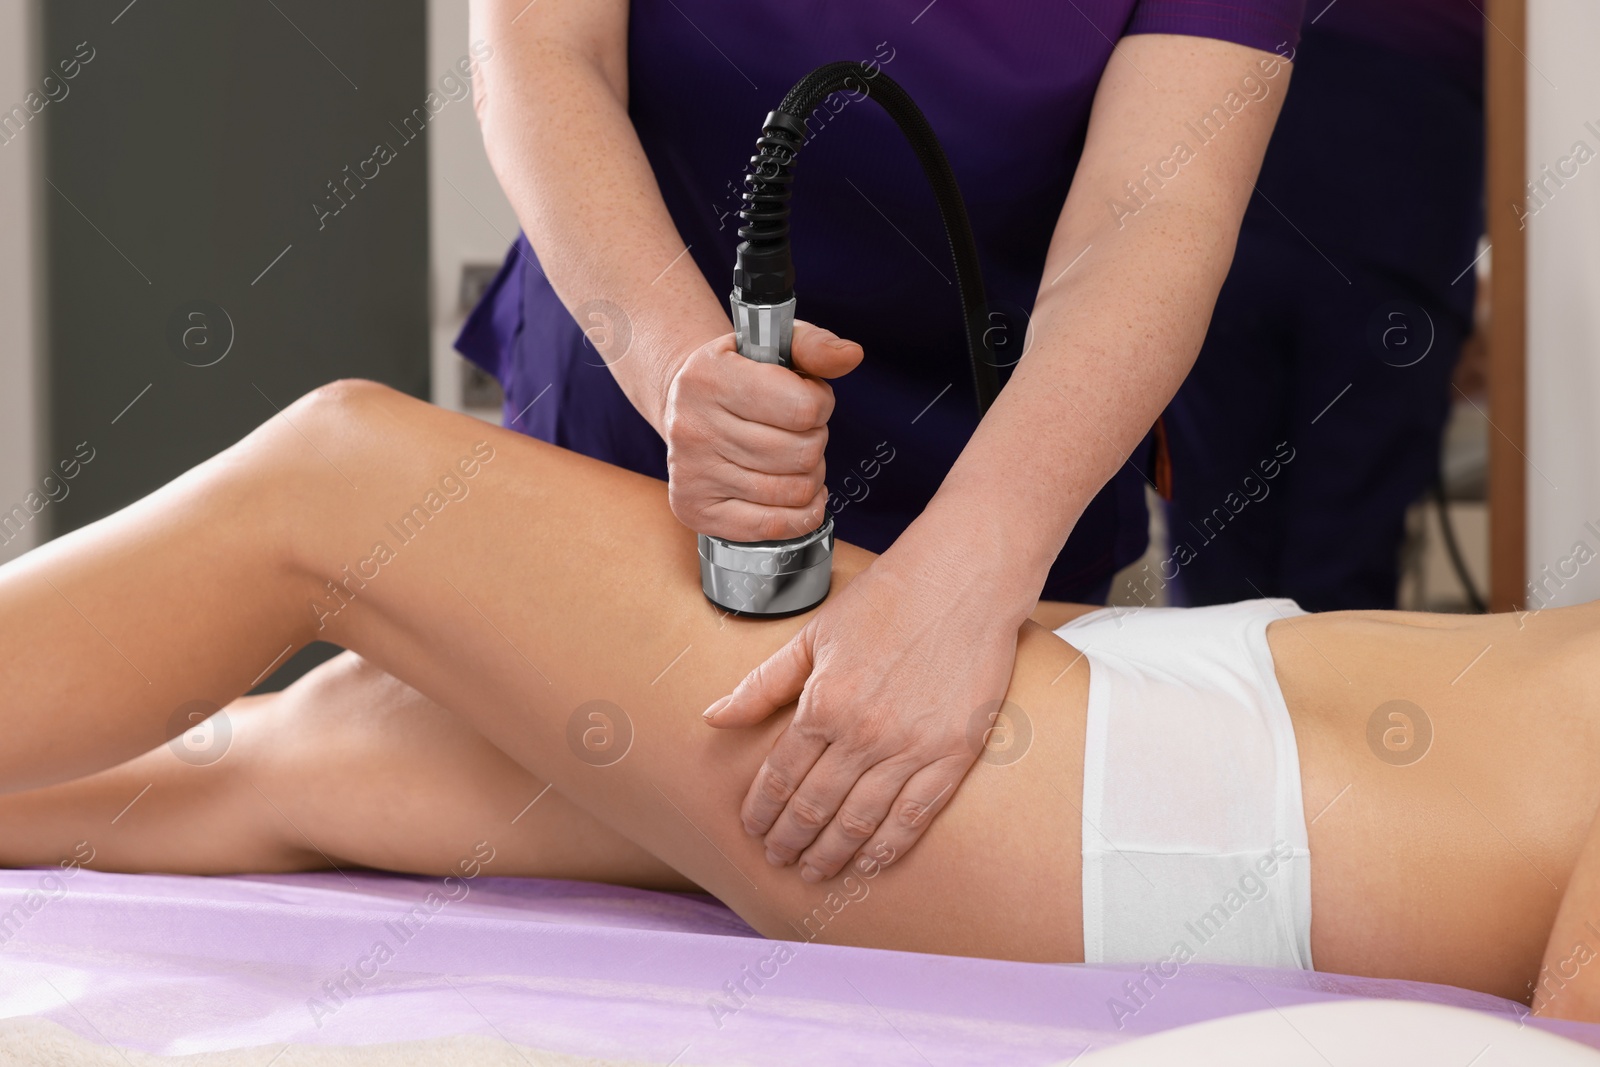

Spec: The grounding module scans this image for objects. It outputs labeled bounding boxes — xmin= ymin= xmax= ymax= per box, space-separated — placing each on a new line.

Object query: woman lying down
xmin=3 ymin=379 xmax=1598 ymax=1023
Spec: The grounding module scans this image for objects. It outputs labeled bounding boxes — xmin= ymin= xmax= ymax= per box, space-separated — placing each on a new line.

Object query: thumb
xmin=703 ymin=628 xmax=814 ymax=728
xmin=789 ymin=320 xmax=864 ymax=380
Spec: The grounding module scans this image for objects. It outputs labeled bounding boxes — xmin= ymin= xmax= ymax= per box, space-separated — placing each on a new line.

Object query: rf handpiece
xmin=697 ymin=291 xmax=835 ymax=617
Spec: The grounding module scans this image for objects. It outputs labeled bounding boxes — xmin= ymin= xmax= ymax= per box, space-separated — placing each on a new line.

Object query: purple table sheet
xmin=0 ymin=868 xmax=1592 ymax=1063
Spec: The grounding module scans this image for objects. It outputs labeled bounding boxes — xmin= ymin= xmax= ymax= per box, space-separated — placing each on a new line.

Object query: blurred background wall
xmin=1525 ymin=0 xmax=1600 ymax=607
xmin=39 ymin=0 xmax=429 ymax=551
xmin=0 ymin=1 xmax=41 ymax=568
xmin=427 ymin=0 xmax=519 ymax=420
xmin=3 ymin=0 xmax=517 ymax=686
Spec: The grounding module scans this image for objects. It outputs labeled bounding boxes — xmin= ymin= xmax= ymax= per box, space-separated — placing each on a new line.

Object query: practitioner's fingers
xmin=787 ymin=320 xmax=865 ymax=380
xmin=689 ymin=485 xmax=831 ymax=545
xmin=701 ymin=412 xmax=829 ymax=477
xmin=757 ymin=745 xmax=879 ymax=872
xmin=703 ymin=628 xmax=814 ymax=728
xmin=793 ymin=761 xmax=906 ymax=881
xmin=704 ymin=347 xmax=837 ymax=431
xmin=741 ymin=726 xmax=831 ymax=852
xmin=849 ymin=757 xmax=968 ymax=874
xmin=710 ymin=455 xmax=828 ymax=511
xmin=664 ymin=334 xmax=836 ymax=542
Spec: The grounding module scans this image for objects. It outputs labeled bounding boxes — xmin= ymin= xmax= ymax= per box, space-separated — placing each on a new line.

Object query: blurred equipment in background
xmin=1399 ymin=296 xmax=1490 ymax=614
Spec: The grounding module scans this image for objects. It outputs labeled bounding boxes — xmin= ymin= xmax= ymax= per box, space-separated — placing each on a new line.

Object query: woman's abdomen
xmin=1278 ymin=609 xmax=1599 ymax=999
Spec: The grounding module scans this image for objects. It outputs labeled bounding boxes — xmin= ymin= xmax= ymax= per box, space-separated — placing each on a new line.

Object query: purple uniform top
xmin=457 ymin=0 xmax=1305 ymax=600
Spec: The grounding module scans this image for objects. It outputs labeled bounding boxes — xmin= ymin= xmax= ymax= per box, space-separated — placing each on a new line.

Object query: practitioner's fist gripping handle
xmin=697 ymin=292 xmax=836 ymax=617
xmin=698 ymin=64 xmax=1001 ymax=616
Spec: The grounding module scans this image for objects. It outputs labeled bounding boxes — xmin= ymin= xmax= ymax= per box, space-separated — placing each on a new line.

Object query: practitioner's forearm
xmin=916 ymin=34 xmax=1289 ymax=605
xmin=924 ymin=198 xmax=1236 ymax=606
xmin=471 ymin=0 xmax=730 ymax=431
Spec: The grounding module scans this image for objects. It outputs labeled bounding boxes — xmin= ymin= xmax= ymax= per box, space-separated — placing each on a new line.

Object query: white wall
xmin=1525 ymin=0 xmax=1600 ymax=607
xmin=0 ymin=0 xmax=39 ymax=564
xmin=427 ymin=0 xmax=519 ymax=414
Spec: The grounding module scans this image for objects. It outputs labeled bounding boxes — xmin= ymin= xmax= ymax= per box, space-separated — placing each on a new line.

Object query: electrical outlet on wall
xmin=458 ymin=262 xmax=500 ymax=315
xmin=457 ymin=262 xmax=505 ymax=416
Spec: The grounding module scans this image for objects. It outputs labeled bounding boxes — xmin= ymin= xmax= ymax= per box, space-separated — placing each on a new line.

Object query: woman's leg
xmin=0 ymin=380 xmax=1087 ymax=961
xmin=0 ymin=650 xmax=695 ymax=890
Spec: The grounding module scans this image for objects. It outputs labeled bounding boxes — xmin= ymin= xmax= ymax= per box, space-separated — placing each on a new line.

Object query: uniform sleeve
xmin=1124 ymin=0 xmax=1307 ymax=55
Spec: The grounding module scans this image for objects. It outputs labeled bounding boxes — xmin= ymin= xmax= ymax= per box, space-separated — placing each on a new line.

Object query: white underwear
xmin=1055 ymin=598 xmax=1314 ymax=971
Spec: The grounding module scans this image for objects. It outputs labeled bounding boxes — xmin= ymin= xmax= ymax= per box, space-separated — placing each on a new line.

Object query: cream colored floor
xmin=0 ymin=1018 xmax=644 ymax=1067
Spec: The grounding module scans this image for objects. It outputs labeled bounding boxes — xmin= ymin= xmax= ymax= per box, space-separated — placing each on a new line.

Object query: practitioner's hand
xmin=662 ymin=322 xmax=863 ymax=543
xmin=703 ymin=520 xmax=1028 ymax=881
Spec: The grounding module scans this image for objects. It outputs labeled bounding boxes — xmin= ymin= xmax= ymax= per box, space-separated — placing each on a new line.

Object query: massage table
xmin=0 ymin=868 xmax=1594 ymax=1064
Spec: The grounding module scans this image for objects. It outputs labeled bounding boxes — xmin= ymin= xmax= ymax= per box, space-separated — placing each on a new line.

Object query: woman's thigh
xmin=290 ymin=382 xmax=1090 ymax=962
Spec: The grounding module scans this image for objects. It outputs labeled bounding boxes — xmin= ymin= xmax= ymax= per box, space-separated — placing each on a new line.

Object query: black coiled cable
xmin=734 ymin=62 xmax=1003 ymax=417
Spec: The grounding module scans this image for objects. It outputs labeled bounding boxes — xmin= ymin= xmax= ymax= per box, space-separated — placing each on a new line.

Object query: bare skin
xmin=1 ymin=380 xmax=1597 ymax=1017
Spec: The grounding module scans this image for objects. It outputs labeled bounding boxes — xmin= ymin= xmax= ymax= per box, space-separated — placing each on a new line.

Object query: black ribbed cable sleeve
xmin=735 ymin=62 xmax=1003 ymax=417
